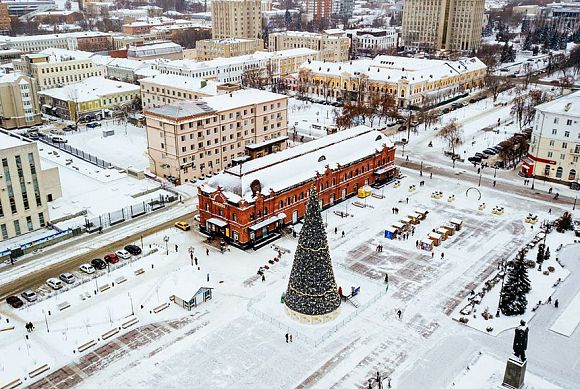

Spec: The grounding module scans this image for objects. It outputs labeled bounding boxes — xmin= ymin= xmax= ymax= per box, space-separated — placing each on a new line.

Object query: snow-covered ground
xmin=1 ymin=166 xmax=578 ymax=388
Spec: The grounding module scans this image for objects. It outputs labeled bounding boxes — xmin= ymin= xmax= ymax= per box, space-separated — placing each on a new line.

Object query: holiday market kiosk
xmin=384 ymin=227 xmax=397 ymax=240
xmin=450 ymin=218 xmax=463 ymax=231
xmin=428 ymin=232 xmax=442 ymax=246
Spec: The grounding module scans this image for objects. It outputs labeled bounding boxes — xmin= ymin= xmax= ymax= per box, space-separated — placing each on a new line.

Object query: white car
xmin=115 ymin=249 xmax=131 ymax=260
xmin=21 ymin=290 xmax=38 ymax=302
xmin=46 ymin=278 xmax=63 ymax=290
xmin=79 ymin=263 xmax=95 ymax=274
xmin=59 ymin=272 xmax=76 ymax=284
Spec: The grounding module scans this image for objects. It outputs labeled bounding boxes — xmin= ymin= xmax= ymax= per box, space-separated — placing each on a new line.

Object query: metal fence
xmin=39 ymin=134 xmax=116 ymax=170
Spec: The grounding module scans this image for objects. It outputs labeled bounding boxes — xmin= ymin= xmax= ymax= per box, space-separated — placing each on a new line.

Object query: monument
xmin=502 ymin=320 xmax=529 ymax=389
xmin=284 ymin=185 xmax=341 ymax=324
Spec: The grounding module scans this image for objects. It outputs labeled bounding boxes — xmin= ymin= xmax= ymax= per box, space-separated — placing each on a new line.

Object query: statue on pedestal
xmin=513 ymin=320 xmax=529 ymax=361
xmin=502 ymin=320 xmax=529 ymax=389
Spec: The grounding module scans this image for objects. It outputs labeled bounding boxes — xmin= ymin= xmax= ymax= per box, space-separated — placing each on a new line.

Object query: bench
xmin=134 ymin=268 xmax=145 ymax=276
xmin=28 ymin=364 xmax=50 ymax=378
xmin=1 ymin=378 xmax=22 ymax=389
xmin=99 ymin=284 xmax=111 ymax=292
xmin=122 ymin=317 xmax=139 ymax=329
xmin=115 ymin=276 xmax=127 ymax=285
xmin=57 ymin=301 xmax=71 ymax=311
xmin=153 ymin=302 xmax=170 ymax=314
xmin=0 ymin=326 xmax=15 ymax=332
xmin=101 ymin=328 xmax=120 ymax=340
xmin=78 ymin=339 xmax=97 ymax=353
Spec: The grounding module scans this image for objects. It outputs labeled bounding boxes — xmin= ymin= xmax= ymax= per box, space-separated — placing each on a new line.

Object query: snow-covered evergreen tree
xmin=500 ymin=250 xmax=531 ymax=316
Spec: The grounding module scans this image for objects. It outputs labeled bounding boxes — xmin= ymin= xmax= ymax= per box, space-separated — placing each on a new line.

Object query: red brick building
xmin=198 ymin=125 xmax=398 ymax=248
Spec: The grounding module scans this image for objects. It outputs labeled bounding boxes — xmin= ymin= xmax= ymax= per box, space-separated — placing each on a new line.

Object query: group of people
xmin=284 ymin=333 xmax=293 ymax=343
xmin=391 ymin=208 xmax=401 ymax=215
xmin=376 ymin=244 xmax=384 ymax=253
xmin=25 ymin=322 xmax=35 ymax=332
xmin=546 ymin=296 xmax=559 ymax=308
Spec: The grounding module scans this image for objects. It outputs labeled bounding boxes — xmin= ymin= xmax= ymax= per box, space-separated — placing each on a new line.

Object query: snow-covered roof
xmin=146 ymin=100 xmax=216 ymax=119
xmin=0 ymin=72 xmax=25 ymax=84
xmin=202 ymin=89 xmax=286 ymax=112
xmin=0 ymin=132 xmax=29 ymax=150
xmin=535 ymin=90 xmax=580 ymax=117
xmin=38 ymin=48 xmax=95 ymax=61
xmin=38 ymin=77 xmax=140 ymax=102
xmin=271 ymin=31 xmax=346 ymax=40
xmin=301 ymin=55 xmax=486 ymax=86
xmin=0 ymin=31 xmax=109 ymax=44
xmin=204 ymin=125 xmax=393 ymax=201
xmin=139 ymin=74 xmax=220 ymax=95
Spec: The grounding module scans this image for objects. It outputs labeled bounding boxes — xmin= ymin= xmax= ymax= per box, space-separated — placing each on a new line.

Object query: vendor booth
xmin=450 ymin=218 xmax=463 ymax=231
xmin=357 ymin=185 xmax=372 ymax=198
xmin=436 ymin=227 xmax=449 ymax=240
xmin=441 ymin=225 xmax=455 ymax=236
xmin=418 ymin=240 xmax=433 ymax=252
xmin=392 ymin=222 xmax=405 ymax=233
xmin=415 ymin=209 xmax=429 ymax=220
xmin=384 ymin=227 xmax=397 ymax=240
xmin=428 ymin=232 xmax=442 ymax=246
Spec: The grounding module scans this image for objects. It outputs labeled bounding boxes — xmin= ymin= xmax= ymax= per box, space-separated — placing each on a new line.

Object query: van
xmin=51 ymin=136 xmax=67 ymax=143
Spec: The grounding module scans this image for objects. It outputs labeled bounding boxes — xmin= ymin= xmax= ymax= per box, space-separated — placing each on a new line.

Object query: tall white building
xmin=402 ymin=0 xmax=485 ymax=52
xmin=522 ymin=91 xmax=580 ymax=185
xmin=211 ymin=0 xmax=262 ymax=39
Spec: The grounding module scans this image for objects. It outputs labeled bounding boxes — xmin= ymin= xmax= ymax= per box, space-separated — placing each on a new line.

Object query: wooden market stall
xmin=384 ymin=227 xmax=397 ymax=240
xmin=428 ymin=232 xmax=442 ymax=246
xmin=357 ymin=185 xmax=372 ymax=199
xmin=441 ymin=225 xmax=455 ymax=237
xmin=408 ymin=212 xmax=422 ymax=224
xmin=400 ymin=217 xmax=413 ymax=226
xmin=437 ymin=227 xmax=450 ymax=240
xmin=418 ymin=239 xmax=433 ymax=252
xmin=450 ymin=218 xmax=463 ymax=231
xmin=415 ymin=209 xmax=429 ymax=220
xmin=392 ymin=222 xmax=405 ymax=233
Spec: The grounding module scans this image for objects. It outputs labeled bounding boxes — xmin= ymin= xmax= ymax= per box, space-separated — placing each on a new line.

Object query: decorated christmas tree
xmin=500 ymin=250 xmax=531 ymax=316
xmin=285 ymin=185 xmax=341 ymax=320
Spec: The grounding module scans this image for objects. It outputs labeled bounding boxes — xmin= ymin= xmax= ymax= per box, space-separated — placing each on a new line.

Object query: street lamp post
xmin=128 ymin=292 xmax=134 ymax=316
xmin=163 ymin=235 xmax=169 ymax=255
xmin=42 ymin=309 xmax=49 ymax=333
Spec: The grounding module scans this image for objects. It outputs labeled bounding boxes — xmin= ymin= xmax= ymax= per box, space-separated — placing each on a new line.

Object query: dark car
xmin=6 ymin=295 xmax=24 ymax=308
xmin=91 ymin=258 xmax=107 ymax=270
xmin=483 ymin=149 xmax=496 ymax=155
xmin=104 ymin=252 xmax=119 ymax=264
xmin=468 ymin=156 xmax=482 ymax=163
xmin=87 ymin=122 xmax=101 ymax=128
xmin=124 ymin=244 xmax=142 ymax=255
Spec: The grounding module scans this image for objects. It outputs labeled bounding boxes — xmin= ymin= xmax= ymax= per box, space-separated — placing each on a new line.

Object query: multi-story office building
xmin=293 ymin=55 xmax=486 ymax=107
xmin=522 ymin=91 xmax=580 ymax=185
xmin=0 ymin=31 xmax=111 ymax=53
xmin=268 ymin=31 xmax=349 ymax=63
xmin=38 ymin=77 xmax=140 ymax=121
xmin=144 ymin=89 xmax=288 ymax=183
xmin=402 ymin=0 xmax=485 ymax=52
xmin=0 ymin=73 xmax=42 ymax=129
xmin=12 ymin=49 xmax=106 ymax=90
xmin=211 ymin=0 xmax=261 ymax=39
xmin=139 ymin=74 xmax=240 ymax=109
xmin=345 ymin=28 xmax=398 ymax=56
xmin=195 ymin=38 xmax=263 ymax=61
xmin=157 ymin=48 xmax=318 ymax=84
xmin=304 ymin=0 xmax=333 ymax=21
xmin=0 ymin=133 xmax=62 ymax=241
xmin=3 ymin=0 xmax=55 ymax=17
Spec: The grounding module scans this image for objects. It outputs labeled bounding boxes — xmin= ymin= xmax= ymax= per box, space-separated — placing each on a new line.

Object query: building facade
xmin=293 ymin=55 xmax=486 ymax=107
xmin=157 ymin=48 xmax=319 ymax=84
xmin=0 ymin=31 xmax=111 ymax=53
xmin=522 ymin=91 xmax=580 ymax=186
xmin=38 ymin=76 xmax=140 ymax=121
xmin=402 ymin=0 xmax=485 ymax=52
xmin=126 ymin=42 xmax=184 ymax=61
xmin=195 ymin=38 xmax=263 ymax=61
xmin=0 ymin=134 xmax=62 ymax=241
xmin=211 ymin=0 xmax=262 ymax=39
xmin=144 ymin=89 xmax=288 ymax=183
xmin=268 ymin=31 xmax=349 ymax=63
xmin=12 ymin=50 xmax=106 ymax=90
xmin=197 ymin=126 xmax=398 ymax=248
xmin=0 ymin=73 xmax=42 ymax=129
xmin=346 ymin=28 xmax=398 ymax=56
xmin=304 ymin=0 xmax=333 ymax=21
xmin=0 ymin=2 xmax=11 ymax=33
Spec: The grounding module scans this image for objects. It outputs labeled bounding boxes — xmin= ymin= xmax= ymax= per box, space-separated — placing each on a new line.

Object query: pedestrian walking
xmin=406 ymin=155 xmax=409 ymax=161
xmin=262 ymin=274 xmax=266 ymax=282
xmin=431 ymin=252 xmax=434 ymax=259
xmin=194 ymin=257 xmax=198 ymax=266
xmin=555 ymin=299 xmax=559 ymax=308
xmin=397 ymin=309 xmax=402 ymax=319
xmin=549 ymin=208 xmax=552 ymax=214
xmin=384 ymin=273 xmax=388 ymax=283
xmin=441 ymin=252 xmax=444 ymax=259
xmin=342 ymin=231 xmax=345 ymax=238
xmin=493 ymin=181 xmax=496 ymax=187
xmin=335 ymin=227 xmax=338 ymax=234
xmin=289 ymin=334 xmax=293 ymax=342
xmin=285 ymin=333 xmax=289 ymax=343
xmin=430 ymin=172 xmax=432 ymax=179
xmin=548 ymin=296 xmax=552 ymax=304
xmin=206 ymin=248 xmax=209 ymax=256
xmin=175 ymin=244 xmax=178 ymax=252
xmin=406 ymin=197 xmax=409 ymax=204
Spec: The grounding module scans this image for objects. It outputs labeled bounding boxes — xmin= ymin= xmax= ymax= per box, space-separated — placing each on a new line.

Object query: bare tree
xmin=241 ymin=68 xmax=264 ymax=89
xmin=66 ymin=88 xmax=81 ymax=129
xmin=437 ymin=120 xmax=464 ymax=167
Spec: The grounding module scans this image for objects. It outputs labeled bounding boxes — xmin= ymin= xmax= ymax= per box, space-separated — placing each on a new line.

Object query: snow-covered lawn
xmin=452 ymin=229 xmax=573 ymax=336
xmin=63 ymin=122 xmax=149 ymax=171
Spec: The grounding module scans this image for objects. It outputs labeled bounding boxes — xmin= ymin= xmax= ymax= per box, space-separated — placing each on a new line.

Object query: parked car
xmin=475 ymin=152 xmax=489 ymax=159
xmin=50 ymin=136 xmax=67 ymax=143
xmin=50 ymin=128 xmax=65 ymax=135
xmin=124 ymin=245 xmax=142 ymax=256
xmin=80 ymin=263 xmax=95 ymax=274
xmin=483 ymin=149 xmax=496 ymax=155
xmin=104 ymin=252 xmax=119 ymax=264
xmin=115 ymin=249 xmax=131 ymax=260
xmin=21 ymin=290 xmax=38 ymax=302
xmin=63 ymin=125 xmax=76 ymax=132
xmin=46 ymin=278 xmax=64 ymax=290
xmin=396 ymin=119 xmax=405 ymax=125
xmin=87 ymin=122 xmax=101 ymax=128
xmin=59 ymin=272 xmax=76 ymax=284
xmin=387 ymin=122 xmax=397 ymax=127
xmin=468 ymin=156 xmax=482 ymax=163
xmin=6 ymin=295 xmax=24 ymax=308
xmin=91 ymin=258 xmax=107 ymax=270
xmin=175 ymin=221 xmax=191 ymax=231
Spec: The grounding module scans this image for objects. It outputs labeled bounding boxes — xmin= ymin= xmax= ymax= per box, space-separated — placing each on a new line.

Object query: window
xmin=569 ymin=169 xmax=577 ymax=181
xmin=567 ymin=119 xmax=572 ymax=126
xmin=565 ymin=131 xmax=570 ymax=138
xmin=562 ymin=142 xmax=568 ymax=149
xmin=556 ymin=166 xmax=563 ymax=178
xmin=26 ymin=216 xmax=33 ymax=231
xmin=13 ymin=220 xmax=21 ymax=236
xmin=552 ymin=129 xmax=557 ymax=135
xmin=549 ymin=140 xmax=555 ymax=146
xmin=0 ymin=224 xmax=7 ymax=239
xmin=547 ymin=151 xmax=553 ymax=158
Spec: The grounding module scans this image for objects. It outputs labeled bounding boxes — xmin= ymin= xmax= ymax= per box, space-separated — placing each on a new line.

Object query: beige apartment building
xmin=140 ymin=74 xmax=240 ymax=110
xmin=145 ymin=89 xmax=288 ymax=183
xmin=211 ymin=0 xmax=262 ymax=39
xmin=402 ymin=0 xmax=485 ymax=52
xmin=12 ymin=51 xmax=105 ymax=90
xmin=195 ymin=38 xmax=264 ymax=61
xmin=0 ymin=134 xmax=62 ymax=241
xmin=0 ymin=73 xmax=42 ymax=129
xmin=0 ymin=2 xmax=11 ymax=33
xmin=268 ymin=31 xmax=349 ymax=62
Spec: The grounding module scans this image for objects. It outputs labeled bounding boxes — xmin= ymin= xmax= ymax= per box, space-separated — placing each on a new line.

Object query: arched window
xmin=556 ymin=166 xmax=563 ymax=178
xmin=569 ymin=169 xmax=577 ymax=181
